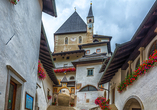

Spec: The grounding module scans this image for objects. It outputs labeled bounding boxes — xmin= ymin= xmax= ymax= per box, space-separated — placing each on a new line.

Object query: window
xmin=80 ymin=85 xmax=97 ymax=92
xmin=53 ymin=58 xmax=56 ymax=61
xmin=149 ymin=40 xmax=157 ymax=57
xmin=96 ymin=49 xmax=101 ymax=53
xmin=89 ymin=19 xmax=91 ymax=23
xmin=79 ymin=36 xmax=82 ymax=44
xmin=64 ymin=64 xmax=68 ymax=67
xmin=65 ymin=37 xmax=68 ymax=44
xmin=135 ymin=58 xmax=140 ymax=69
xmin=66 ymin=56 xmax=70 ymax=59
xmin=70 ymin=76 xmax=75 ymax=80
xmin=87 ymin=69 xmax=93 ymax=76
xmin=86 ymin=50 xmax=90 ymax=54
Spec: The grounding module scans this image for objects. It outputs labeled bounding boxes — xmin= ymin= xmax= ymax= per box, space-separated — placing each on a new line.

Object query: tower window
xmin=89 ymin=19 xmax=91 ymax=23
xmin=65 ymin=37 xmax=68 ymax=44
xmin=79 ymin=36 xmax=82 ymax=44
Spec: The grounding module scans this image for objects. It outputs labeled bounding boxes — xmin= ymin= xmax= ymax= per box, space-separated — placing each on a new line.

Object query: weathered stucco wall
xmin=75 ymin=63 xmax=106 ymax=110
xmin=0 ymin=0 xmax=42 ymax=110
xmin=36 ymin=72 xmax=54 ymax=110
xmin=109 ymin=35 xmax=157 ymax=110
xmin=53 ymin=53 xmax=84 ymax=68
xmin=83 ymin=44 xmax=108 ymax=55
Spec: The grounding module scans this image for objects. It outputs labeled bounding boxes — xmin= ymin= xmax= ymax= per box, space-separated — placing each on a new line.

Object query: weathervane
xmin=90 ymin=1 xmax=92 ymax=5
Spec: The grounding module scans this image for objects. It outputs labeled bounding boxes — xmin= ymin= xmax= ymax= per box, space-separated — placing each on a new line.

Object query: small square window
xmin=66 ymin=56 xmax=70 ymax=59
xmin=53 ymin=58 xmax=56 ymax=61
xmin=96 ymin=49 xmax=101 ymax=53
xmin=86 ymin=50 xmax=90 ymax=54
xmin=87 ymin=69 xmax=93 ymax=76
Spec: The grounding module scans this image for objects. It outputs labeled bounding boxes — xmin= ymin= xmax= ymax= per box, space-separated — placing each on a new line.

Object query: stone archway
xmin=123 ymin=95 xmax=144 ymax=110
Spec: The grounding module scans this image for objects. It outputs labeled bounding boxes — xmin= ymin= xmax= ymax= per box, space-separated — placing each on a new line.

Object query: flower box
xmin=10 ymin=0 xmax=19 ymax=5
xmin=70 ymin=102 xmax=74 ymax=107
xmin=38 ymin=60 xmax=46 ymax=80
xmin=48 ymin=95 xmax=52 ymax=100
xmin=117 ymin=50 xmax=157 ymax=93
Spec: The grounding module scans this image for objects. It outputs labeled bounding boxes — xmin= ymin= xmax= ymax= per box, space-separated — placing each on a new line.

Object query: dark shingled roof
xmin=87 ymin=4 xmax=93 ymax=18
xmin=60 ymin=75 xmax=68 ymax=83
xmin=54 ymin=11 xmax=87 ymax=35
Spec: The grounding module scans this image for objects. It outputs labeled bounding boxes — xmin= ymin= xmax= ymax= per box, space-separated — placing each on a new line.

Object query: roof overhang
xmin=42 ymin=0 xmax=57 ymax=17
xmin=99 ymin=1 xmax=157 ymax=85
xmin=78 ymin=41 xmax=112 ymax=53
xmin=39 ymin=23 xmax=58 ymax=85
xmin=93 ymin=34 xmax=112 ymax=41
xmin=52 ymin=50 xmax=85 ymax=56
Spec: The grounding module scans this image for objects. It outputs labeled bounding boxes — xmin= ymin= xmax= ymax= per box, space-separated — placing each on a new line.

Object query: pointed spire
xmin=60 ymin=75 xmax=68 ymax=83
xmin=87 ymin=2 xmax=93 ymax=18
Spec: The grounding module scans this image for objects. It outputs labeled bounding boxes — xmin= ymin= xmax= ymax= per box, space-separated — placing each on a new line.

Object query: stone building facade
xmin=0 ymin=0 xmax=58 ymax=110
xmin=99 ymin=1 xmax=157 ymax=110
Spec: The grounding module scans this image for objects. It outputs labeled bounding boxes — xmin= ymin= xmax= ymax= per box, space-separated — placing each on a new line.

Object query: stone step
xmin=58 ymin=94 xmax=74 ymax=106
xmin=47 ymin=105 xmax=75 ymax=110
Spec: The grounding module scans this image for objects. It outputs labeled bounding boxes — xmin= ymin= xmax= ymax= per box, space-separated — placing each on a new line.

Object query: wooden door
xmin=112 ymin=88 xmax=115 ymax=104
xmin=7 ymin=81 xmax=17 ymax=110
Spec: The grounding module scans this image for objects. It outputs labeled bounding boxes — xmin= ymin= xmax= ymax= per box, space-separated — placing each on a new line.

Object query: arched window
xmin=79 ymin=85 xmax=97 ymax=92
xmin=149 ymin=40 xmax=157 ymax=57
xmin=70 ymin=76 xmax=75 ymax=80
xmin=65 ymin=37 xmax=68 ymax=44
xmin=135 ymin=58 xmax=140 ymax=69
xmin=89 ymin=19 xmax=91 ymax=23
xmin=79 ymin=36 xmax=82 ymax=44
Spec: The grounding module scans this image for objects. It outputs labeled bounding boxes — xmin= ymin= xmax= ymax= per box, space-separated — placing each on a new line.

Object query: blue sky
xmin=42 ymin=0 xmax=155 ymax=52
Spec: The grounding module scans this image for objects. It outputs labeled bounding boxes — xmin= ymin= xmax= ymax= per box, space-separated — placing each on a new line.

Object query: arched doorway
xmin=123 ymin=96 xmax=144 ymax=110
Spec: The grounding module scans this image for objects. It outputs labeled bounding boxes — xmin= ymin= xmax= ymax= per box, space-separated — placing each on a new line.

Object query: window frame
xmin=79 ymin=36 xmax=82 ymax=44
xmin=65 ymin=37 xmax=68 ymax=44
xmin=86 ymin=50 xmax=90 ymax=54
xmin=79 ymin=85 xmax=98 ymax=92
xmin=96 ymin=48 xmax=101 ymax=53
xmin=87 ymin=68 xmax=94 ymax=76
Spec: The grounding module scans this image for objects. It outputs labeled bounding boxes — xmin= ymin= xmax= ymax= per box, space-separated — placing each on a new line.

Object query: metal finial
xmin=74 ymin=7 xmax=76 ymax=11
xmin=90 ymin=1 xmax=92 ymax=5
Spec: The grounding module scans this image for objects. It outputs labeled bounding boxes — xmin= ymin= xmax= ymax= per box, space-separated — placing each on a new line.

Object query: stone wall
xmin=0 ymin=0 xmax=42 ymax=110
xmin=54 ymin=33 xmax=87 ymax=52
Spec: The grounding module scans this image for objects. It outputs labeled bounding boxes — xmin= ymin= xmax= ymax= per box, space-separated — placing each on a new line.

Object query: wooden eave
xmin=42 ymin=0 xmax=57 ymax=17
xmin=39 ymin=23 xmax=59 ymax=85
xmin=99 ymin=1 xmax=157 ymax=85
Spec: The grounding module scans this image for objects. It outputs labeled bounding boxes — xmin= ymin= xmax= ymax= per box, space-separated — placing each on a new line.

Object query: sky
xmin=42 ymin=0 xmax=156 ymax=52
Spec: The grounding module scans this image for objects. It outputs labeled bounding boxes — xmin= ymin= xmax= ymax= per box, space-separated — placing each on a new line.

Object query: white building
xmin=99 ymin=1 xmax=157 ymax=110
xmin=0 ymin=0 xmax=58 ymax=110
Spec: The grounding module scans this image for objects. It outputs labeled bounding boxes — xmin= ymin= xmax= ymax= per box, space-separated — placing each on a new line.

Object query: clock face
xmin=71 ymin=38 xmax=76 ymax=41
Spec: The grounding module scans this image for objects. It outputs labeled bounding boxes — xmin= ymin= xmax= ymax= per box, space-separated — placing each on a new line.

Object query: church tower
xmin=86 ymin=2 xmax=94 ymax=43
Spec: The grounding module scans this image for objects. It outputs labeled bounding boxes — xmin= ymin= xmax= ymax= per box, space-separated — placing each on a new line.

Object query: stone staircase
xmin=47 ymin=93 xmax=75 ymax=110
